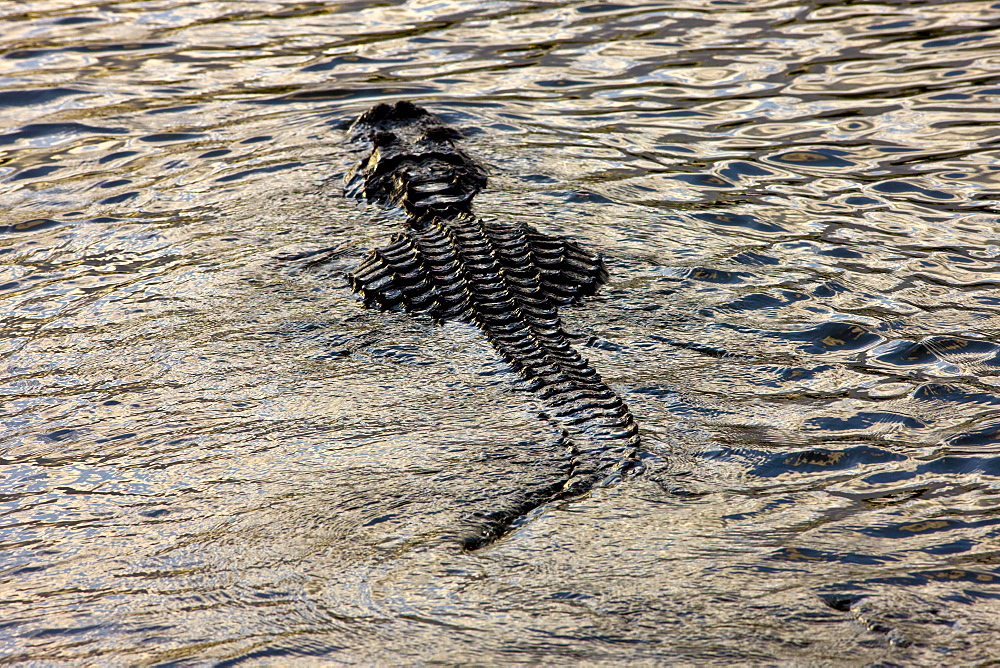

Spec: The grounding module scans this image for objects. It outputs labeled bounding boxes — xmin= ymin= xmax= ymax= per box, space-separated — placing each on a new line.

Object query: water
xmin=2 ymin=0 xmax=1000 ymax=664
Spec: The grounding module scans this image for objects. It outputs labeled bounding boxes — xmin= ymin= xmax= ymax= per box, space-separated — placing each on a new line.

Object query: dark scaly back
xmin=343 ymin=101 xmax=643 ymax=547
xmin=344 ymin=101 xmax=487 ymax=221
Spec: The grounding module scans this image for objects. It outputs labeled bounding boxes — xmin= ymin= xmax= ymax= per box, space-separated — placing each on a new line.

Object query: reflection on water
xmin=2 ymin=0 xmax=1000 ymax=663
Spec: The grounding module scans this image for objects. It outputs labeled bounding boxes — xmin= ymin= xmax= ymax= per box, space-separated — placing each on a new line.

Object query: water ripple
xmin=2 ymin=0 xmax=1000 ymax=664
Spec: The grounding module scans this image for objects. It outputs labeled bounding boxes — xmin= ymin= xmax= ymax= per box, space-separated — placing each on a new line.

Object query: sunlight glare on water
xmin=2 ymin=0 xmax=1000 ymax=664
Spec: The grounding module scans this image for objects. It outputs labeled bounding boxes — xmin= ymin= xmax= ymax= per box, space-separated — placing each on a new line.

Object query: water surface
xmin=2 ymin=0 xmax=1000 ymax=664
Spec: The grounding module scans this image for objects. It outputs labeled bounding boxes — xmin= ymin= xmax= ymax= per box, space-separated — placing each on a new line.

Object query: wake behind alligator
xmin=344 ymin=101 xmax=643 ymax=548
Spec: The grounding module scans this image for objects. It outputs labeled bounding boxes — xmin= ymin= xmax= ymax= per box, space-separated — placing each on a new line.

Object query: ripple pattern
xmin=2 ymin=0 xmax=1000 ymax=664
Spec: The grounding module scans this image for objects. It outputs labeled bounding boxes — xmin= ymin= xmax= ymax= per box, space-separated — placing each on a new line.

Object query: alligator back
xmin=344 ymin=101 xmax=642 ymax=546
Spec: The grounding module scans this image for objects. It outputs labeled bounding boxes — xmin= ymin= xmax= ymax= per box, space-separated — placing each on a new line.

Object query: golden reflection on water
xmin=1 ymin=0 xmax=1000 ymax=664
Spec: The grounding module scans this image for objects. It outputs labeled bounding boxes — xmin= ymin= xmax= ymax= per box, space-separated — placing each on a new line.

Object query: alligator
xmin=344 ymin=101 xmax=643 ymax=548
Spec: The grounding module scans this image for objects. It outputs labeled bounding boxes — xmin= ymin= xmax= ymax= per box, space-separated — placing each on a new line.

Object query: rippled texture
xmin=2 ymin=0 xmax=1000 ymax=664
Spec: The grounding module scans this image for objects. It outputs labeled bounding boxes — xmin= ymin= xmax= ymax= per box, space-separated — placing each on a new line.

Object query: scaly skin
xmin=344 ymin=101 xmax=642 ymax=548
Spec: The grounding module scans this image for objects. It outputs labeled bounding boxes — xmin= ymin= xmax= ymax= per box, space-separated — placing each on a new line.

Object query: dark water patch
xmin=920 ymin=539 xmax=977 ymax=555
xmin=548 ymin=189 xmax=617 ymax=205
xmin=39 ymin=428 xmax=81 ymax=443
xmin=768 ymin=149 xmax=857 ymax=170
xmin=682 ymin=267 xmax=753 ymax=284
xmin=630 ymin=386 xmax=731 ymax=419
xmin=198 ymin=149 xmax=232 ymax=159
xmin=821 ymin=246 xmax=869 ymax=265
xmin=651 ymin=142 xmax=698 ymax=154
xmin=139 ymin=132 xmax=206 ymax=143
xmin=859 ymin=517 xmax=1000 ymax=540
xmin=518 ymin=174 xmax=558 ymax=183
xmin=844 ymin=196 xmax=881 ymax=207
xmin=883 ymin=568 xmax=1000 ymax=597
xmin=97 ymin=179 xmax=132 ymax=189
xmin=752 ymin=364 xmax=836 ymax=386
xmin=145 ymin=105 xmax=201 ymax=115
xmin=0 ymin=88 xmax=87 ymax=107
xmin=861 ymin=337 xmax=1000 ymax=375
xmin=710 ymin=290 xmax=810 ymax=314
xmin=27 ymin=624 xmax=108 ymax=639
xmin=100 ymin=192 xmax=139 ymax=205
xmin=819 ymin=593 xmax=866 ymax=612
xmin=0 ymin=122 xmax=128 ymax=146
xmin=53 ymin=16 xmax=103 ymax=26
xmin=923 ymin=337 xmax=1000 ymax=361
xmin=648 ymin=334 xmax=751 ymax=360
xmin=872 ymin=180 xmax=956 ymax=200
xmin=584 ymin=336 xmax=621 ymax=352
xmin=767 ymin=322 xmax=882 ymax=354
xmin=536 ymin=78 xmax=592 ymax=88
xmin=98 ymin=150 xmax=141 ymax=164
xmin=215 ymin=162 xmax=304 ymax=183
xmin=5 ymin=42 xmax=173 ymax=60
xmin=913 ymin=383 xmax=1000 ymax=405
xmin=780 ymin=241 xmax=863 ymax=260
xmin=717 ymin=161 xmax=776 ymax=181
xmin=946 ymin=423 xmax=1000 ymax=449
xmin=864 ymin=456 xmax=1000 ymax=485
xmin=869 ymin=21 xmax=916 ymax=31
xmin=805 ymin=412 xmax=927 ymax=432
xmin=0 ymin=219 xmax=61 ymax=235
xmin=729 ymin=251 xmax=780 ymax=266
xmin=670 ymin=174 xmax=734 ymax=188
xmin=368 ymin=345 xmax=437 ymax=366
xmin=866 ymin=340 xmax=943 ymax=367
xmin=746 ymin=446 xmax=906 ymax=478
xmin=301 ymin=54 xmax=398 ymax=73
xmin=832 ymin=486 xmax=930 ymax=507
xmin=259 ymin=320 xmax=357 ymax=359
xmin=694 ymin=212 xmax=787 ymax=234
xmin=913 ymin=568 xmax=1000 ymax=585
xmin=923 ymin=34 xmax=993 ymax=49
xmin=9 ymin=165 xmax=63 ymax=181
xmin=769 ymin=547 xmax=897 ymax=565
xmin=575 ymin=2 xmax=641 ymax=13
